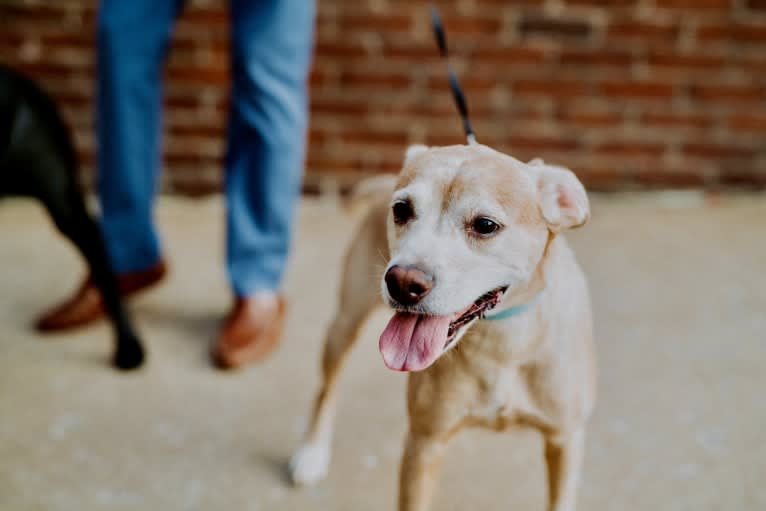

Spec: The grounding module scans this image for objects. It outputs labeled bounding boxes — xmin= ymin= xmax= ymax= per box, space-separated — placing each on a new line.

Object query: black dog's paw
xmin=113 ymin=340 xmax=145 ymax=370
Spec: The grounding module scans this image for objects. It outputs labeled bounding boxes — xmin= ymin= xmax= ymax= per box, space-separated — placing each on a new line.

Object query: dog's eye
xmin=471 ymin=217 xmax=501 ymax=236
xmin=392 ymin=200 xmax=414 ymax=225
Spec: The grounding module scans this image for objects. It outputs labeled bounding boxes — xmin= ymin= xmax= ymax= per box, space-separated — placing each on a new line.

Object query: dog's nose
xmin=385 ymin=265 xmax=434 ymax=306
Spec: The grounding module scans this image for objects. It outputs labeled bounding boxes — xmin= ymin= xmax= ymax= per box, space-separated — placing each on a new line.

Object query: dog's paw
xmin=289 ymin=442 xmax=330 ymax=486
xmin=113 ymin=340 xmax=145 ymax=371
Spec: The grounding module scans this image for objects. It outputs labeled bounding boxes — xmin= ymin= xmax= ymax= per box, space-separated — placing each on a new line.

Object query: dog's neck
xmin=493 ymin=230 xmax=554 ymax=313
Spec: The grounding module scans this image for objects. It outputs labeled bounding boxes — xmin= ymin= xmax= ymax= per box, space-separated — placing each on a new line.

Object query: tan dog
xmin=290 ymin=143 xmax=596 ymax=511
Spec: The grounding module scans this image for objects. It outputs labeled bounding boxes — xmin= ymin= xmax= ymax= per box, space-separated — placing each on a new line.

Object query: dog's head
xmin=378 ymin=143 xmax=589 ymax=371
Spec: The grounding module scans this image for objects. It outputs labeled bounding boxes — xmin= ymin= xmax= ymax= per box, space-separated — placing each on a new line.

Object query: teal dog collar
xmin=482 ymin=292 xmax=543 ymax=321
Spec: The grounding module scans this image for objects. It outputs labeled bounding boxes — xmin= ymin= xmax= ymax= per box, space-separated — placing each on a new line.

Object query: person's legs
xmin=225 ymin=0 xmax=316 ymax=296
xmin=213 ymin=0 xmax=315 ymax=368
xmin=97 ymin=0 xmax=185 ymax=273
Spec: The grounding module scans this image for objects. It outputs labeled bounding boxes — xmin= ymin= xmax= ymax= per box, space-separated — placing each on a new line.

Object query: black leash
xmin=430 ymin=4 xmax=477 ymax=144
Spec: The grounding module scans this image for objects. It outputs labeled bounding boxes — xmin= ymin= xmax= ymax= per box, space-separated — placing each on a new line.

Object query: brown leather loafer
xmin=36 ymin=260 xmax=167 ymax=332
xmin=212 ymin=294 xmax=287 ymax=369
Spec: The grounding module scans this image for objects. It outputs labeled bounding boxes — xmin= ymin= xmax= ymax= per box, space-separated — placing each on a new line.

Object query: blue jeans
xmin=96 ymin=0 xmax=315 ymax=296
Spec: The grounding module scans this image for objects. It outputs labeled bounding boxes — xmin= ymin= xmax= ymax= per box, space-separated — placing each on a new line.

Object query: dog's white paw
xmin=289 ymin=442 xmax=330 ymax=486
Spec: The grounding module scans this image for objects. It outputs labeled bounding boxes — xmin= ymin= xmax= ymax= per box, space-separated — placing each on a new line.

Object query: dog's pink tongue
xmin=378 ymin=312 xmax=451 ymax=372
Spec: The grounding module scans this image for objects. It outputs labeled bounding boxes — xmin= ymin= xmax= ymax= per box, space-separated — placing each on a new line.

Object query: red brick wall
xmin=1 ymin=0 xmax=765 ymax=192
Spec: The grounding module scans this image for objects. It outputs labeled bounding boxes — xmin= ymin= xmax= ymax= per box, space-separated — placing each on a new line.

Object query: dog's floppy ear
xmin=535 ymin=163 xmax=590 ymax=232
xmin=404 ymin=144 xmax=428 ymax=164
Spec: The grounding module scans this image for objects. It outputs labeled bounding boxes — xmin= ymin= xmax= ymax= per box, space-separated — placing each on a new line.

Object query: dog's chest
xmin=452 ymin=324 xmax=549 ymax=429
xmin=470 ymin=366 xmax=549 ymax=431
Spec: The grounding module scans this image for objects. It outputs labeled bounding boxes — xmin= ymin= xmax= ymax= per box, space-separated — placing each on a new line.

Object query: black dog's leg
xmin=40 ymin=186 xmax=145 ymax=370
xmin=1 ymin=69 xmax=147 ymax=370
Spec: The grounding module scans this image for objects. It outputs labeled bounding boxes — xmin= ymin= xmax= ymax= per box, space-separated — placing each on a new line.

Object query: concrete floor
xmin=0 ymin=193 xmax=764 ymax=511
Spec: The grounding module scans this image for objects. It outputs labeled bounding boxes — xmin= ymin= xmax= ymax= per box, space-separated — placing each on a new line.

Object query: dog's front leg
xmin=289 ymin=314 xmax=365 ymax=485
xmin=398 ymin=432 xmax=449 ymax=511
xmin=544 ymin=428 xmax=586 ymax=511
xmin=290 ymin=289 xmax=379 ymax=484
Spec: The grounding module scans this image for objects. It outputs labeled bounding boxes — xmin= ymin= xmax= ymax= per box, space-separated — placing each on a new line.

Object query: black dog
xmin=0 ymin=64 xmax=144 ymax=370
